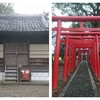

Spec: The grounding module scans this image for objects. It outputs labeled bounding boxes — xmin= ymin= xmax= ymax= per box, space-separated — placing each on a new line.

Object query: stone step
xmin=5 ymin=70 xmax=17 ymax=73
xmin=3 ymin=81 xmax=17 ymax=83
xmin=5 ymin=74 xmax=17 ymax=77
xmin=5 ymin=77 xmax=17 ymax=81
xmin=4 ymin=66 xmax=18 ymax=82
xmin=6 ymin=67 xmax=17 ymax=70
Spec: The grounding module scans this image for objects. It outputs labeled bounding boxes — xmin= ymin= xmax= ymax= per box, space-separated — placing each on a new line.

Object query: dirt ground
xmin=0 ymin=84 xmax=49 ymax=97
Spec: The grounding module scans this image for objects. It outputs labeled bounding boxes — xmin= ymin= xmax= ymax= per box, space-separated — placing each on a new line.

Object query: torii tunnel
xmin=52 ymin=16 xmax=100 ymax=90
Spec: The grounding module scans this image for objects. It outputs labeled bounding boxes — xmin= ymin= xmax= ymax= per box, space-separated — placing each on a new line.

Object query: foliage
xmin=53 ymin=3 xmax=100 ymax=16
xmin=0 ymin=3 xmax=14 ymax=14
xmin=53 ymin=3 xmax=100 ymax=27
xmin=60 ymin=43 xmax=65 ymax=60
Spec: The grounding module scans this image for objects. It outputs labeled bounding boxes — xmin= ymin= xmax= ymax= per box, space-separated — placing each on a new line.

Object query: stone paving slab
xmin=60 ymin=61 xmax=97 ymax=97
xmin=0 ymin=84 xmax=49 ymax=97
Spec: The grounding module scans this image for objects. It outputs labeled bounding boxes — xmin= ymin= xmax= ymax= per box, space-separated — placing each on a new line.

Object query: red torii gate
xmin=52 ymin=16 xmax=100 ymax=90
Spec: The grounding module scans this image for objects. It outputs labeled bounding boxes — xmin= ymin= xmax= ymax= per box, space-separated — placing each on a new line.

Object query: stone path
xmin=59 ymin=61 xmax=98 ymax=97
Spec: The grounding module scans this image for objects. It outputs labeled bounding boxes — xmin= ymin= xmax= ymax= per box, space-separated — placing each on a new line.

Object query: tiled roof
xmin=0 ymin=13 xmax=48 ymax=32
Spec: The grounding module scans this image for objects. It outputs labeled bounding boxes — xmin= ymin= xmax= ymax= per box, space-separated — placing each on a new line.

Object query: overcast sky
xmin=0 ymin=0 xmax=49 ymax=14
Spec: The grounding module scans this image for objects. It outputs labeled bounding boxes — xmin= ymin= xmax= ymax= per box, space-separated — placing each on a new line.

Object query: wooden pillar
xmin=93 ymin=42 xmax=97 ymax=76
xmin=67 ymin=43 xmax=71 ymax=76
xmin=63 ymin=35 xmax=69 ymax=81
xmin=71 ymin=44 xmax=76 ymax=72
xmin=73 ymin=48 xmax=76 ymax=69
xmin=52 ymin=20 xmax=61 ymax=90
xmin=78 ymin=49 xmax=81 ymax=63
xmin=70 ymin=43 xmax=72 ymax=73
xmin=93 ymin=39 xmax=97 ymax=77
xmin=95 ymin=35 xmax=100 ymax=81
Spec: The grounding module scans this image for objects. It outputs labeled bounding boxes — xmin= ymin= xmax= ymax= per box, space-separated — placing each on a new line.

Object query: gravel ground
xmin=64 ymin=61 xmax=95 ymax=97
xmin=0 ymin=84 xmax=49 ymax=97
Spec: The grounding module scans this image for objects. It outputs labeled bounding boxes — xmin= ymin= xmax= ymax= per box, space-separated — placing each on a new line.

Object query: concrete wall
xmin=0 ymin=72 xmax=4 ymax=81
xmin=30 ymin=44 xmax=49 ymax=58
xmin=31 ymin=72 xmax=49 ymax=81
xmin=0 ymin=44 xmax=3 ymax=58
